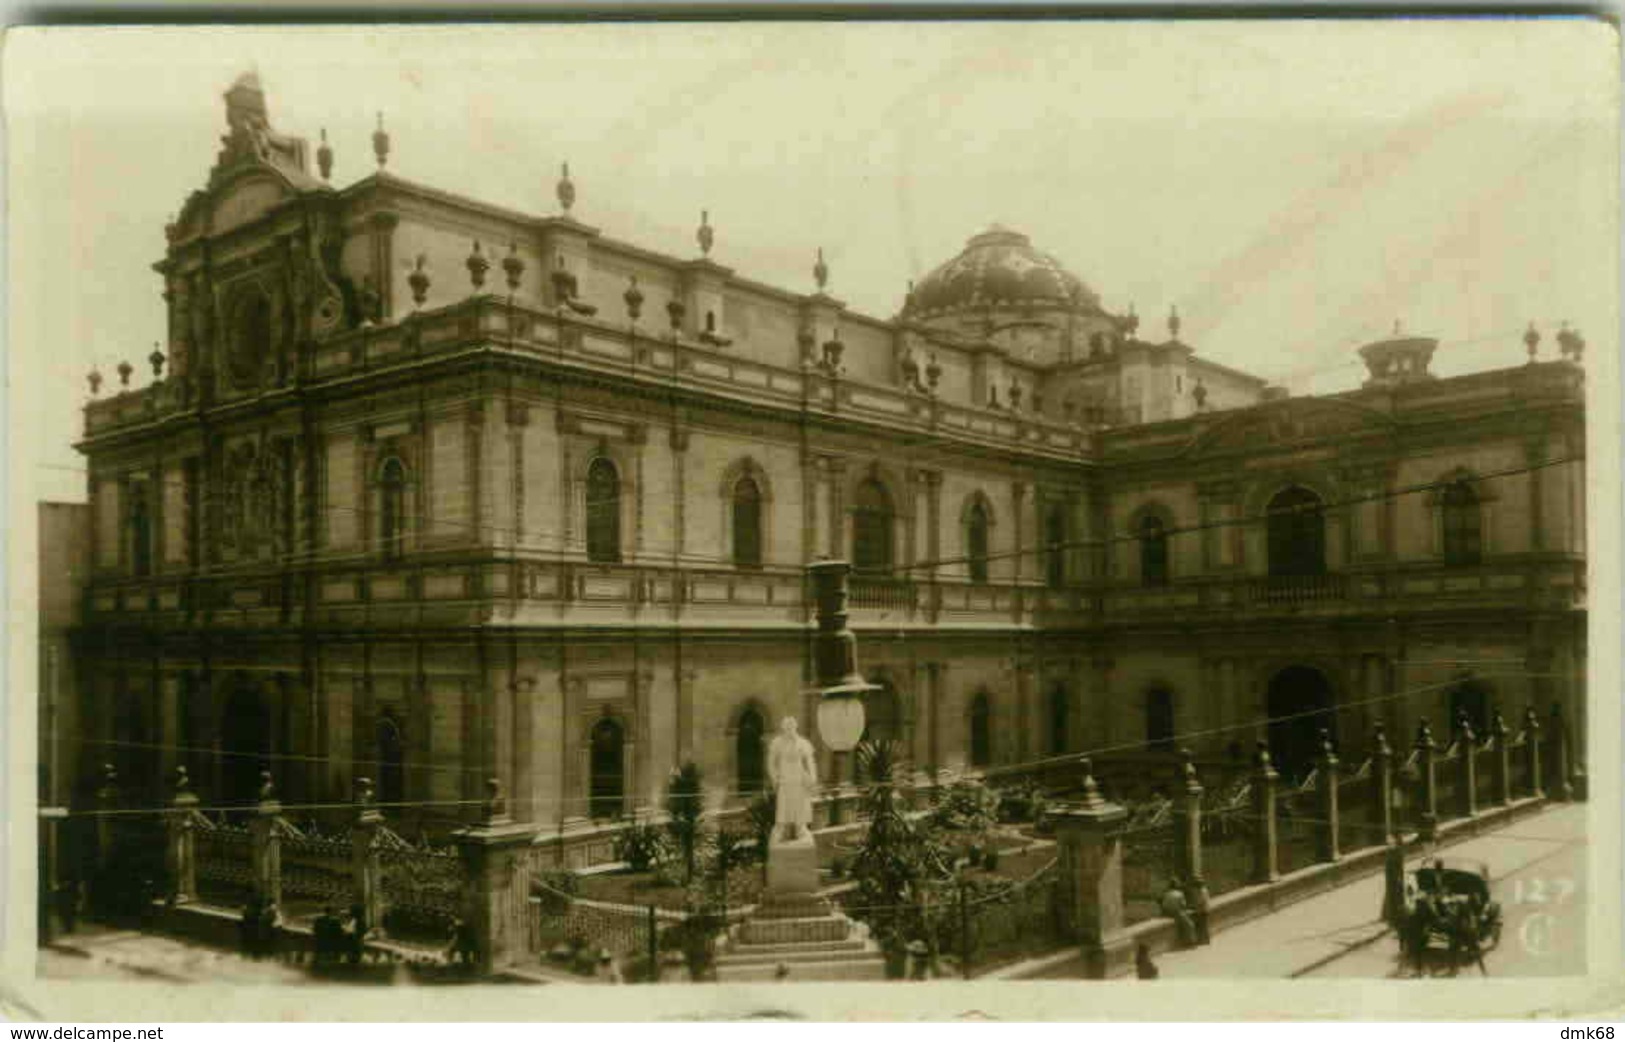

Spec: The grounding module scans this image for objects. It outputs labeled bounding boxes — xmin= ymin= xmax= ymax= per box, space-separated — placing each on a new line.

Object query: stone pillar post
xmin=1315 ymin=730 xmax=1340 ymax=863
xmin=165 ymin=766 xmax=200 ymax=906
xmin=454 ymin=779 xmax=541 ymax=976
xmin=1370 ymin=725 xmax=1395 ymax=847
xmin=93 ymin=764 xmax=119 ymax=878
xmin=38 ymin=807 xmax=68 ymax=941
xmin=1171 ymin=751 xmax=1209 ymax=944
xmin=350 ymin=777 xmax=386 ymax=938
xmin=1250 ymin=743 xmax=1279 ymax=884
xmin=1413 ymin=720 xmax=1438 ymax=842
xmin=1050 ymin=762 xmax=1130 ymax=979
xmin=249 ymin=771 xmax=284 ymax=914
xmin=1521 ymin=706 xmax=1544 ymax=800
xmin=1454 ymin=713 xmax=1477 ymax=819
xmin=1490 ymin=709 xmax=1513 ymax=806
xmin=1547 ymin=702 xmax=1575 ymax=802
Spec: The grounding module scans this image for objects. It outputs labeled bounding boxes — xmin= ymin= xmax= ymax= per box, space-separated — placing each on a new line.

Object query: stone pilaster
xmin=455 ymin=781 xmax=542 ymax=976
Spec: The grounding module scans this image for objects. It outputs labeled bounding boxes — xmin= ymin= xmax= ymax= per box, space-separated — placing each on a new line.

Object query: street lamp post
xmin=807 ymin=561 xmax=878 ymax=825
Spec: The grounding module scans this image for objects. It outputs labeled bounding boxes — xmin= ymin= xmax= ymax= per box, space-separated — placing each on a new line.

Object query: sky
xmin=5 ymin=21 xmax=1618 ymax=506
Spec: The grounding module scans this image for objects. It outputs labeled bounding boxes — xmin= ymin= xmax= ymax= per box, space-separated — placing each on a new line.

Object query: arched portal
xmin=969 ymin=692 xmax=992 ymax=768
xmin=221 ymin=678 xmax=271 ymax=806
xmin=1145 ymin=688 xmax=1175 ymax=750
xmin=589 ymin=716 xmax=625 ymax=820
xmin=1266 ymin=666 xmax=1336 ymax=781
xmin=1449 ymin=679 xmax=1491 ymax=738
xmin=376 ymin=710 xmax=405 ymax=807
xmin=735 ymin=706 xmax=766 ymax=801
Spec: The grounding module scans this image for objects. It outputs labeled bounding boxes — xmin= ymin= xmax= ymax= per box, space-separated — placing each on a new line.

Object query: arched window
xmin=966 ymin=500 xmax=991 ymax=583
xmin=732 ymin=476 xmax=763 ymax=568
xmin=589 ymin=716 xmax=625 ymax=819
xmin=128 ymin=488 xmax=153 ymax=578
xmin=221 ymin=678 xmax=271 ymax=806
xmin=969 ymin=692 xmax=992 ymax=768
xmin=1139 ymin=514 xmax=1169 ymax=587
xmin=1145 ymin=688 xmax=1175 ymax=751
xmin=376 ymin=710 xmax=405 ymax=807
xmin=1449 ymin=680 xmax=1490 ymax=738
xmin=852 ymin=478 xmax=893 ymax=574
xmin=1045 ymin=505 xmax=1068 ymax=590
xmin=229 ymin=292 xmax=273 ymax=388
xmin=735 ymin=706 xmax=765 ymax=801
xmin=1048 ymin=683 xmax=1070 ymax=756
xmin=1267 ymin=486 xmax=1326 ymax=577
xmin=1441 ymin=482 xmax=1482 ymax=566
xmin=586 ymin=458 xmax=621 ymax=564
xmin=379 ymin=458 xmax=407 ymax=560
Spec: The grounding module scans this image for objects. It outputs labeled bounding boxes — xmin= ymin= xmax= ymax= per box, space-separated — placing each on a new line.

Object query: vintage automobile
xmin=1399 ymin=857 xmax=1503 ymax=959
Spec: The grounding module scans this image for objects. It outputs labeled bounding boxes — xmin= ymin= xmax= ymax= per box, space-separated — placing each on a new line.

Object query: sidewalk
xmin=1009 ymin=801 xmax=1584 ymax=980
xmin=1152 ymin=802 xmax=1585 ymax=979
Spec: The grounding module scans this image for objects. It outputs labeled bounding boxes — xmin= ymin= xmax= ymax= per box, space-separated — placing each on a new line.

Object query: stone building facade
xmin=71 ymin=75 xmax=1587 ymax=841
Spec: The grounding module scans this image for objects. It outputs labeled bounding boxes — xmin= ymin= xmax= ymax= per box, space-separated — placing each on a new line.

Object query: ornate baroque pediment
xmin=1187 ymin=398 xmax=1395 ymax=457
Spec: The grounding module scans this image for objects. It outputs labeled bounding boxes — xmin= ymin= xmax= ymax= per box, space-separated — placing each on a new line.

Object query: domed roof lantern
xmin=1358 ymin=323 xmax=1438 ymax=388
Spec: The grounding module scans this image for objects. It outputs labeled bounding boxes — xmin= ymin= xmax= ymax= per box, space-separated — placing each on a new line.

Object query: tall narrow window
xmin=128 ymin=488 xmax=153 ymax=578
xmin=969 ymin=692 xmax=992 ymax=768
xmin=1146 ymin=688 xmax=1175 ymax=750
xmin=586 ymin=458 xmax=621 ymax=564
xmin=1049 ymin=683 xmax=1070 ymax=756
xmin=1441 ymin=482 xmax=1482 ymax=566
xmin=736 ymin=707 xmax=765 ymax=801
xmin=1045 ymin=505 xmax=1067 ymax=590
xmin=589 ymin=717 xmax=625 ymax=819
xmin=376 ymin=710 xmax=405 ymax=807
xmin=852 ymin=478 xmax=893 ymax=574
xmin=967 ymin=500 xmax=990 ymax=583
xmin=1139 ymin=514 xmax=1169 ymax=587
xmin=1267 ymin=486 xmax=1326 ymax=577
xmin=732 ymin=476 xmax=763 ymax=568
xmin=379 ymin=458 xmax=407 ymax=560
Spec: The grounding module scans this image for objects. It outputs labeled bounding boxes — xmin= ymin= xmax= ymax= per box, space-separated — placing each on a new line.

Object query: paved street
xmin=1150 ymin=802 xmax=1588 ymax=979
xmin=41 ymin=925 xmax=332 ymax=985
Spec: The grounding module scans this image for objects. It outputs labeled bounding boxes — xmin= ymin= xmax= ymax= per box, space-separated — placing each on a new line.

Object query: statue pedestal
xmin=717 ymin=826 xmax=886 ymax=981
xmin=766 ymin=829 xmax=819 ymax=898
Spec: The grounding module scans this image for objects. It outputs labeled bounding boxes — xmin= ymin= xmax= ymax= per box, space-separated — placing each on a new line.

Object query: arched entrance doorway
xmin=589 ymin=716 xmax=625 ymax=820
xmin=1266 ymin=666 xmax=1335 ymax=781
xmin=221 ymin=677 xmax=271 ymax=806
xmin=856 ymin=678 xmax=902 ymax=781
xmin=735 ymin=706 xmax=766 ymax=801
xmin=1448 ymin=679 xmax=1491 ymax=738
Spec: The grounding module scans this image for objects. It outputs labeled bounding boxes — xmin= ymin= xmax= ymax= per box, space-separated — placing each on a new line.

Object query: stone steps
xmin=738 ymin=914 xmax=854 ymax=945
xmin=718 ymin=945 xmax=879 ymax=968
xmin=715 ymin=956 xmax=889 ymax=982
xmin=721 ymin=936 xmax=870 ymax=957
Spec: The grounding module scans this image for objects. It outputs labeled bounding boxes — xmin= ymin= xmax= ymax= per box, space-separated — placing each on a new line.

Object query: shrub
xmin=615 ymin=820 xmax=671 ymax=873
xmin=665 ymin=762 xmax=707 ymax=884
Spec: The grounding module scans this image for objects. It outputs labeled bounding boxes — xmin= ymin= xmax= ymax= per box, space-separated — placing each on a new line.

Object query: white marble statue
xmin=767 ymin=716 xmax=818 ymax=841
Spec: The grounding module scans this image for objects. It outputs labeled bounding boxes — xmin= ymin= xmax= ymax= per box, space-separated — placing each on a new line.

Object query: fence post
xmin=454 ymin=778 xmax=541 ymax=976
xmin=1455 ymin=713 xmax=1477 ymax=820
xmin=1050 ymin=759 xmax=1131 ymax=979
xmin=350 ymin=777 xmax=385 ymax=938
xmin=93 ymin=763 xmax=119 ymax=879
xmin=165 ymin=766 xmax=199 ymax=906
xmin=38 ymin=806 xmax=69 ymax=941
xmin=647 ymin=903 xmax=658 ymax=979
xmin=1546 ymin=702 xmax=1575 ymax=802
xmin=1250 ymin=743 xmax=1279 ymax=884
xmin=1522 ymin=706 xmax=1544 ymax=800
xmin=1413 ymin=720 xmax=1438 ymax=842
xmin=249 ymin=771 xmax=284 ymax=915
xmin=958 ymin=879 xmax=971 ymax=980
xmin=1314 ymin=730 xmax=1340 ymax=864
xmin=1491 ymin=709 xmax=1513 ymax=807
xmin=1370 ymin=725 xmax=1394 ymax=847
xmin=1172 ymin=750 xmax=1209 ymax=944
